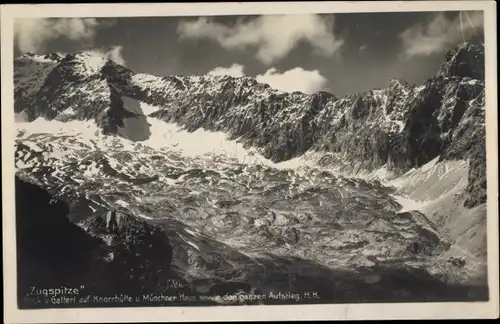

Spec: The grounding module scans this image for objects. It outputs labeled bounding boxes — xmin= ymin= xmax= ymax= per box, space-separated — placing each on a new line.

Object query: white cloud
xmin=256 ymin=67 xmax=327 ymax=94
xmin=85 ymin=46 xmax=126 ymax=66
xmin=208 ymin=63 xmax=245 ymax=77
xmin=14 ymin=18 xmax=107 ymax=53
xmin=177 ymin=14 xmax=344 ymax=64
xmin=104 ymin=45 xmax=126 ymax=66
xmin=399 ymin=11 xmax=484 ymax=58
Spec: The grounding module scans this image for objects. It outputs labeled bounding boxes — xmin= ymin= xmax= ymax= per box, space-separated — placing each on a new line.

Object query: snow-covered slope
xmin=14 ymin=42 xmax=487 ymax=209
xmin=13 ymin=42 xmax=489 ymax=306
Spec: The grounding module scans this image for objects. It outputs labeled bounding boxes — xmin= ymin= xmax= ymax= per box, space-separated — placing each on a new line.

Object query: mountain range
xmin=13 ymin=41 xmax=488 ymax=307
xmin=15 ymin=42 xmax=486 ymax=207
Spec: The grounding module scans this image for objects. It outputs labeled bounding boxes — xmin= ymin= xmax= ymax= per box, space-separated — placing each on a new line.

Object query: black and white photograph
xmin=2 ymin=1 xmax=498 ymax=322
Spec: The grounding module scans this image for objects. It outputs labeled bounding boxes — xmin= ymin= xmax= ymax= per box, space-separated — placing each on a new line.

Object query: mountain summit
xmin=437 ymin=42 xmax=485 ymax=80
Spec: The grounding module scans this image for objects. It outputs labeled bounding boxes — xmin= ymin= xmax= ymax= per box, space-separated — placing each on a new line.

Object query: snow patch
xmin=187 ymin=241 xmax=200 ymax=250
xmin=136 ymin=213 xmax=153 ymax=220
xmin=15 ymin=111 xmax=30 ymax=123
xmin=391 ymin=194 xmax=426 ymax=213
xmin=115 ymin=199 xmax=129 ymax=207
xmin=140 ymin=102 xmax=163 ymax=116
xmin=143 ymin=116 xmax=275 ymax=166
xmin=24 ymin=141 xmax=43 ymax=152
xmin=185 ymin=229 xmax=200 ymax=237
xmin=82 ymin=161 xmax=101 ymax=178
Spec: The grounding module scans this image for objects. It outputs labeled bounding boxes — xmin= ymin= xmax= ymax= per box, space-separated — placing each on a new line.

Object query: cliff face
xmin=14 ymin=42 xmax=486 ymax=209
xmin=15 ymin=175 xmax=174 ymax=308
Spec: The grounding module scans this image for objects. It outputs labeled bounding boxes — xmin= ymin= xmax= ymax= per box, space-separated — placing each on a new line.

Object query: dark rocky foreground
xmin=15 ymin=175 xmax=488 ymax=309
xmin=16 ymin=176 xmax=194 ymax=308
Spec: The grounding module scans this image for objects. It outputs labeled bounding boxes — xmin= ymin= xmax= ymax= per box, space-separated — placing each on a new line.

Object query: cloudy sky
xmin=14 ymin=11 xmax=484 ymax=97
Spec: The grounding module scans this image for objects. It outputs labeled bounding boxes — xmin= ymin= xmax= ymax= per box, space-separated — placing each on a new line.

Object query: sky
xmin=13 ymin=11 xmax=484 ymax=97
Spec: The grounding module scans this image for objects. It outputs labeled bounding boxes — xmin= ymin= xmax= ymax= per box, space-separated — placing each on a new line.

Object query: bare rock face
xmin=437 ymin=42 xmax=485 ymax=80
xmin=100 ymin=84 xmax=152 ymax=141
xmin=15 ymin=176 xmax=173 ymax=308
xmin=79 ymin=208 xmax=173 ymax=294
xmin=16 ymin=176 xmax=101 ymax=297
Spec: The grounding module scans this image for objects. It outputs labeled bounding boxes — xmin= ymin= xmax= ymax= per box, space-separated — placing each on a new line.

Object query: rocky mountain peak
xmin=387 ymin=78 xmax=409 ymax=87
xmin=19 ymin=52 xmax=62 ymax=63
xmin=437 ymin=42 xmax=485 ymax=80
